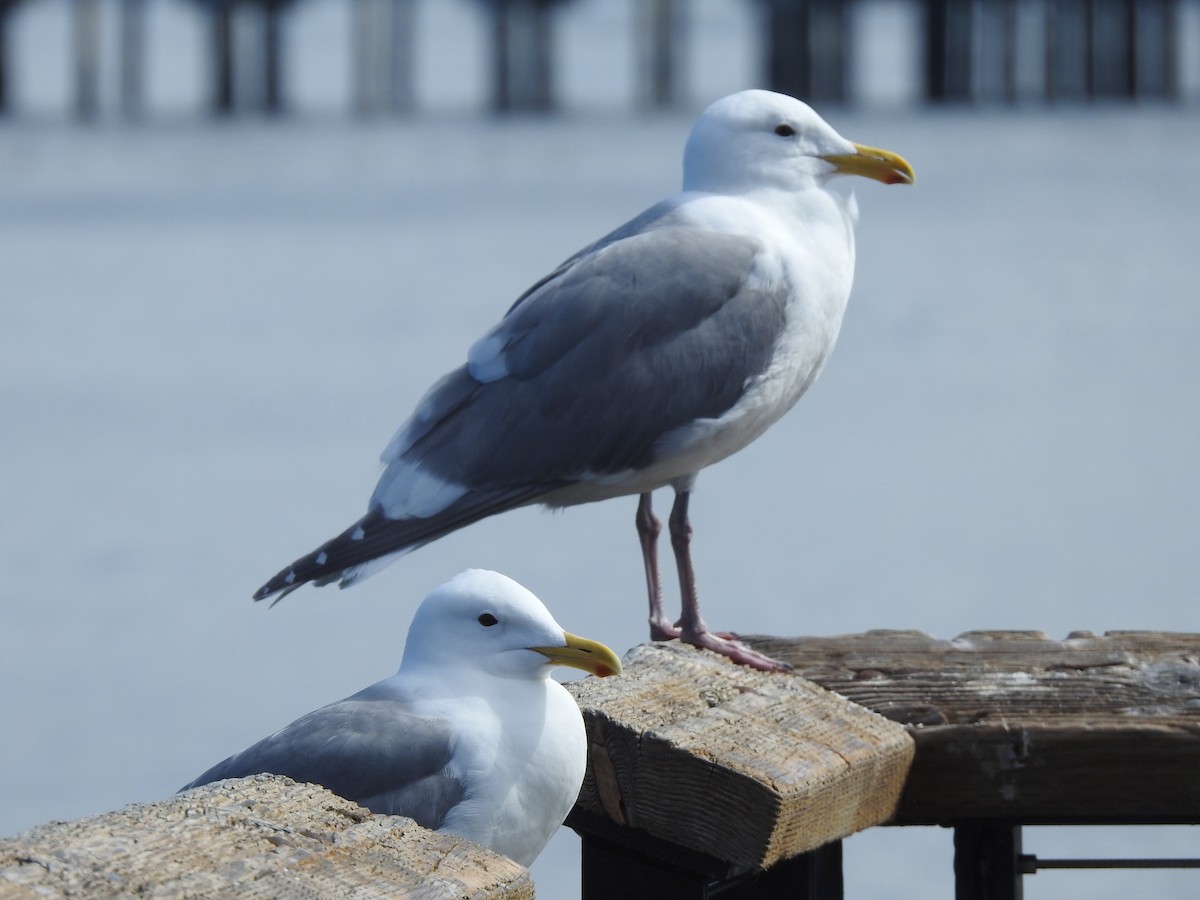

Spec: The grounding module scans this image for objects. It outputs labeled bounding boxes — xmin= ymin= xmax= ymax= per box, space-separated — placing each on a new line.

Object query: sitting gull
xmin=182 ymin=569 xmax=621 ymax=866
xmin=254 ymin=89 xmax=914 ymax=671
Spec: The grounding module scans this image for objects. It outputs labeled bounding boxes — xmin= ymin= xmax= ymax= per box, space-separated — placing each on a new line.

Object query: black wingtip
xmin=248 ymin=495 xmax=533 ymax=609
xmin=248 ymin=511 xmax=398 ymax=608
xmin=250 ymin=520 xmax=371 ymax=606
xmin=252 ymin=574 xmax=304 ymax=606
xmin=252 ymin=561 xmax=309 ymax=605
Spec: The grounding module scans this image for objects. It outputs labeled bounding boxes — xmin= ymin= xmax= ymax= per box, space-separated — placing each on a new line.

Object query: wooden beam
xmin=0 ymin=774 xmax=533 ymax=898
xmin=744 ymin=630 xmax=1200 ymax=824
xmin=567 ymin=642 xmax=914 ymax=872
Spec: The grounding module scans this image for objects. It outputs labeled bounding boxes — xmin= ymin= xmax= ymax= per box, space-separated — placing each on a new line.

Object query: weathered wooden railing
xmin=0 ymin=776 xmax=533 ymax=898
xmin=3 ymin=630 xmax=1197 ymax=898
xmin=568 ymin=630 xmax=1200 ymax=899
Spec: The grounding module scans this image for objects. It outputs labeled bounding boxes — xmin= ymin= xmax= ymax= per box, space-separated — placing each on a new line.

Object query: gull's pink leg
xmin=637 ymin=493 xmax=679 ymax=641
xmin=668 ymin=490 xmax=790 ymax=672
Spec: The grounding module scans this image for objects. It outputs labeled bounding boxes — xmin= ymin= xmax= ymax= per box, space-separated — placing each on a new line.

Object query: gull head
xmin=400 ymin=569 xmax=622 ymax=681
xmin=683 ymin=89 xmax=914 ymax=195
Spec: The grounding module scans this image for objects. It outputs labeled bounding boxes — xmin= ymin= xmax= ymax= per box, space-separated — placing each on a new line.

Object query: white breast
xmin=437 ymin=679 xmax=586 ymax=867
xmin=549 ymin=186 xmax=857 ymax=504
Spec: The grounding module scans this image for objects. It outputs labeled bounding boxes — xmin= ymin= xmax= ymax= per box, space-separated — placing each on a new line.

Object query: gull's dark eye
xmin=478 ymin=613 xmax=499 ymax=627
xmin=774 ymin=123 xmax=796 ymax=138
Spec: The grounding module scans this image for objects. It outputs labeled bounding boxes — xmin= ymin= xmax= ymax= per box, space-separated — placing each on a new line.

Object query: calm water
xmin=2 ymin=2 xmax=1199 ymax=897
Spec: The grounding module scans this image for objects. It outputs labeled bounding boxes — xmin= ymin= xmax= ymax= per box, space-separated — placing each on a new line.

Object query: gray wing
xmin=396 ymin=225 xmax=789 ymax=485
xmin=179 ymin=684 xmax=464 ymax=827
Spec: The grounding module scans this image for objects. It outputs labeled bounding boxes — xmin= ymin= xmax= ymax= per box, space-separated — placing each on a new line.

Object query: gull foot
xmin=680 ymin=628 xmax=791 ymax=672
xmin=649 ymin=618 xmax=681 ymax=642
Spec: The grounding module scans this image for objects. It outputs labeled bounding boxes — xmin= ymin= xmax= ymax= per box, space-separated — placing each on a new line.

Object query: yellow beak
xmin=532 ymin=632 xmax=623 ymax=678
xmin=821 ymin=142 xmax=915 ymax=186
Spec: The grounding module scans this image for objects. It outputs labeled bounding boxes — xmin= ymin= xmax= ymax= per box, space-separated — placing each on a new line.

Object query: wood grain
xmin=0 ymin=774 xmax=533 ymax=899
xmin=567 ymin=642 xmax=914 ymax=870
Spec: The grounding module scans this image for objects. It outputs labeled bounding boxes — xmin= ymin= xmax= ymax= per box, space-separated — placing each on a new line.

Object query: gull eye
xmin=477 ymin=613 xmax=499 ymax=627
xmin=774 ymin=123 xmax=796 ymax=138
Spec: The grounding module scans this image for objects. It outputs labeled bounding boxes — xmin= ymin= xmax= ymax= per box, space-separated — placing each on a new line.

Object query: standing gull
xmin=254 ymin=89 xmax=914 ymax=671
xmin=182 ymin=570 xmax=621 ymax=867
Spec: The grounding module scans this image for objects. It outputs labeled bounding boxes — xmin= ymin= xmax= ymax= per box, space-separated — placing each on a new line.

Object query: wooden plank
xmin=567 ymin=642 xmax=914 ymax=871
xmin=743 ymin=630 xmax=1200 ymax=824
xmin=0 ymin=774 xmax=533 ymax=899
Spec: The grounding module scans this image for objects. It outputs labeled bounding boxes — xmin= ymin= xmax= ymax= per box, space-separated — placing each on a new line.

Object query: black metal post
xmin=954 ymin=824 xmax=1023 ymax=900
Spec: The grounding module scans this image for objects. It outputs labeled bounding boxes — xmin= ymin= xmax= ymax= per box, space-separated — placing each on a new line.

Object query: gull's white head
xmin=400 ymin=569 xmax=622 ymax=680
xmin=683 ymin=89 xmax=914 ymax=195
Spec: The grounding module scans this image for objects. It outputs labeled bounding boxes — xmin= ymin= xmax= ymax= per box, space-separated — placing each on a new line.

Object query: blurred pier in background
xmin=923 ymin=0 xmax=1182 ymax=102
xmin=0 ymin=0 xmax=1194 ymax=119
